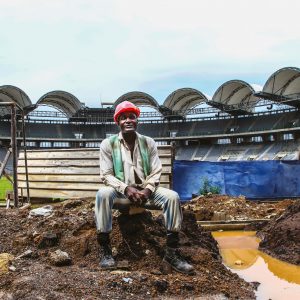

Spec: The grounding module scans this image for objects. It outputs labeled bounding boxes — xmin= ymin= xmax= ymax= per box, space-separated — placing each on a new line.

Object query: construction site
xmin=1 ymin=67 xmax=300 ymax=299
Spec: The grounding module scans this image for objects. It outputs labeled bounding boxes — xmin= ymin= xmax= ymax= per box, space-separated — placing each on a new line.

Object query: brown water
xmin=212 ymin=231 xmax=300 ymax=300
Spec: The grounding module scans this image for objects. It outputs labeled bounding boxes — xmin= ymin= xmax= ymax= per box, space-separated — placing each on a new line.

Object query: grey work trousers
xmin=95 ymin=186 xmax=182 ymax=233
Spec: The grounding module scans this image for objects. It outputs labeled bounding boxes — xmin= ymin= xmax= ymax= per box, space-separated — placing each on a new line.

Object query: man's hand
xmin=124 ymin=187 xmax=152 ymax=206
xmin=137 ymin=188 xmax=152 ymax=204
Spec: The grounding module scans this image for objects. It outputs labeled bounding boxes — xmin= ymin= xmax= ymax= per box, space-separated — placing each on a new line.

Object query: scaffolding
xmin=0 ymin=102 xmax=30 ymax=207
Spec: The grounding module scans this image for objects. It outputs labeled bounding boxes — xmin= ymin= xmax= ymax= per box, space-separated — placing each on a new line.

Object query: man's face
xmin=118 ymin=112 xmax=137 ymax=134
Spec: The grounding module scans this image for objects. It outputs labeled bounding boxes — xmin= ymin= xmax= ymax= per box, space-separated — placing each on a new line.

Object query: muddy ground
xmin=257 ymin=200 xmax=300 ymax=266
xmin=183 ymin=195 xmax=295 ymax=221
xmin=0 ymin=199 xmax=255 ymax=300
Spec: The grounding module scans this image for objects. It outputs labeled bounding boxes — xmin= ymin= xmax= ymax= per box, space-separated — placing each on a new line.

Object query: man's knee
xmin=157 ymin=187 xmax=180 ymax=205
xmin=96 ymin=186 xmax=116 ymax=206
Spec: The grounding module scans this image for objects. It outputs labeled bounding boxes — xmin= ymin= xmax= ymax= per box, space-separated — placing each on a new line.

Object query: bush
xmin=199 ymin=177 xmax=221 ymax=196
xmin=0 ymin=177 xmax=13 ymax=200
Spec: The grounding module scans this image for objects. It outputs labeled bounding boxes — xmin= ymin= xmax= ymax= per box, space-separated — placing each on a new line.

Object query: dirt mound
xmin=0 ymin=200 xmax=255 ymax=299
xmin=184 ymin=195 xmax=295 ymax=221
xmin=257 ymin=200 xmax=300 ymax=265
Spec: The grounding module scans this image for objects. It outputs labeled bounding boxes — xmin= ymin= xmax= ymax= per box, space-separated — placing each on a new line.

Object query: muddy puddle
xmin=212 ymin=231 xmax=300 ymax=300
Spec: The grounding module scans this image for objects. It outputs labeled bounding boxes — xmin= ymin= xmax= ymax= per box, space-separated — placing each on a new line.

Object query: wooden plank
xmin=18 ymin=156 xmax=172 ymax=166
xmin=18 ymin=159 xmax=99 ymax=167
xmin=17 ymin=166 xmax=100 ymax=175
xmin=18 ymin=181 xmax=171 ymax=190
xmin=17 ymin=165 xmax=172 ymax=175
xmin=18 ymin=183 xmax=170 ymax=199
xmin=18 ymin=188 xmax=97 ymax=199
xmin=18 ymin=181 xmax=101 ymax=190
xmin=19 ymin=147 xmax=172 ymax=159
xmin=17 ymin=174 xmax=171 ymax=183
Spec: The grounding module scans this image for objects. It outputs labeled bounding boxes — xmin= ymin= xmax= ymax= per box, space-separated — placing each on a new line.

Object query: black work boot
xmin=163 ymin=231 xmax=195 ymax=274
xmin=97 ymin=232 xmax=116 ymax=269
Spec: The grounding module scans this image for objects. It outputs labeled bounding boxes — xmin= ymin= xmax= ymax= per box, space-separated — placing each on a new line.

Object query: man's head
xmin=114 ymin=101 xmax=140 ymax=134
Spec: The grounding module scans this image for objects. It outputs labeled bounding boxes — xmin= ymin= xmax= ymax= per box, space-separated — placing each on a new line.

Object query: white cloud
xmin=0 ymin=0 xmax=299 ymax=105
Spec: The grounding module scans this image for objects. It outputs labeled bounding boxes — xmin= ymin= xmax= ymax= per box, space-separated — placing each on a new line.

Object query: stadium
xmin=1 ymin=66 xmax=300 ymax=299
xmin=1 ymin=66 xmax=300 ymax=200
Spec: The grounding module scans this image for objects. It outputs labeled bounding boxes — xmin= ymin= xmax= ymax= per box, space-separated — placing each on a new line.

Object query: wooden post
xmin=11 ymin=104 xmax=19 ymax=208
xmin=21 ymin=111 xmax=30 ymax=203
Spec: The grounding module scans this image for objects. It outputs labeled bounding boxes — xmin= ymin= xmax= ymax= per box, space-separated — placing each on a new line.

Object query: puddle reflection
xmin=212 ymin=231 xmax=300 ymax=300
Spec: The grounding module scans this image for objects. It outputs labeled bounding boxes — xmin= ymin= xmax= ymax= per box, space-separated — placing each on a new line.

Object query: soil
xmin=183 ymin=195 xmax=295 ymax=221
xmin=0 ymin=199 xmax=255 ymax=299
xmin=257 ymin=200 xmax=300 ymax=265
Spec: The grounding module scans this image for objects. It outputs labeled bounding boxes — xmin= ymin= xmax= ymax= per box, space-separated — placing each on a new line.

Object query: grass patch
xmin=0 ymin=177 xmax=13 ymax=200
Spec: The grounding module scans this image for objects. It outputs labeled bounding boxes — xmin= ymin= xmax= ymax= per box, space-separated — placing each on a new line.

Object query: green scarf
xmin=109 ymin=134 xmax=150 ymax=182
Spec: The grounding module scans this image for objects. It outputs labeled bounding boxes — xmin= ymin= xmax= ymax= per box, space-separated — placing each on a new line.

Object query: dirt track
xmin=0 ymin=199 xmax=255 ymax=299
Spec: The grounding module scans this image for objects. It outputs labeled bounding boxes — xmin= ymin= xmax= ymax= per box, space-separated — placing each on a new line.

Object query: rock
xmin=29 ymin=205 xmax=53 ymax=217
xmin=116 ymin=260 xmax=129 ymax=270
xmin=8 ymin=265 xmax=16 ymax=272
xmin=112 ymin=246 xmax=118 ymax=256
xmin=35 ymin=232 xmax=59 ymax=248
xmin=49 ymin=249 xmax=72 ymax=266
xmin=122 ymin=277 xmax=133 ymax=284
xmin=0 ymin=253 xmax=14 ymax=274
xmin=234 ymin=260 xmax=244 ymax=266
xmin=154 ymin=279 xmax=168 ymax=293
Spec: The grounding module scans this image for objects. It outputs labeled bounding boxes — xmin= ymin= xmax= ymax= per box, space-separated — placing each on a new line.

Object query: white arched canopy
xmin=211 ymin=80 xmax=259 ymax=113
xmin=163 ymin=88 xmax=208 ymax=115
xmin=263 ymin=67 xmax=300 ymax=98
xmin=115 ymin=91 xmax=160 ymax=111
xmin=36 ymin=91 xmax=83 ymax=117
xmin=0 ymin=85 xmax=32 ymax=116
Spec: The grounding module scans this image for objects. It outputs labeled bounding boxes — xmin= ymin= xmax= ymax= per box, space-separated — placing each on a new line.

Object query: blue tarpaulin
xmin=173 ymin=160 xmax=300 ymax=200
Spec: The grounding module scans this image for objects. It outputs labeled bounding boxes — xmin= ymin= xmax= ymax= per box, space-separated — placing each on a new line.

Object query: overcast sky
xmin=0 ymin=0 xmax=300 ymax=107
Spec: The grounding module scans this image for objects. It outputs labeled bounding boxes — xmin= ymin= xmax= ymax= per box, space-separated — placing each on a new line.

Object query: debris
xmin=29 ymin=205 xmax=53 ymax=218
xmin=16 ymin=249 xmax=33 ymax=259
xmin=234 ymin=260 xmax=244 ymax=266
xmin=63 ymin=199 xmax=83 ymax=209
xmin=0 ymin=253 xmax=14 ymax=274
xmin=122 ymin=277 xmax=133 ymax=284
xmin=49 ymin=249 xmax=72 ymax=266
xmin=8 ymin=265 xmax=16 ymax=272
xmin=183 ymin=195 xmax=295 ymax=221
xmin=19 ymin=203 xmax=31 ymax=210
xmin=0 ymin=198 xmax=256 ymax=299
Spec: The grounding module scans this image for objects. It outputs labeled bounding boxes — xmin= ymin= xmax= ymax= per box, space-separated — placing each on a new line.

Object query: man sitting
xmin=95 ymin=101 xmax=194 ymax=274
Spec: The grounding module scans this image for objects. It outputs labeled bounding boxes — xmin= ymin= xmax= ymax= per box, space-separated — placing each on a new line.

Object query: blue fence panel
xmin=173 ymin=160 xmax=300 ymax=200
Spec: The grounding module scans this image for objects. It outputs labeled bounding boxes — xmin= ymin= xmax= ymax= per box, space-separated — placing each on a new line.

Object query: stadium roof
xmin=37 ymin=91 xmax=83 ymax=117
xmin=0 ymin=85 xmax=32 ymax=116
xmin=163 ymin=88 xmax=208 ymax=115
xmin=115 ymin=91 xmax=160 ymax=109
xmin=257 ymin=67 xmax=300 ymax=107
xmin=210 ymin=80 xmax=260 ymax=115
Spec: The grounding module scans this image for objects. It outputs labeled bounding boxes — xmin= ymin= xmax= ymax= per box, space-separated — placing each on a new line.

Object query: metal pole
xmin=21 ymin=111 xmax=30 ymax=203
xmin=11 ymin=104 xmax=19 ymax=208
xmin=0 ymin=148 xmax=11 ymax=178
